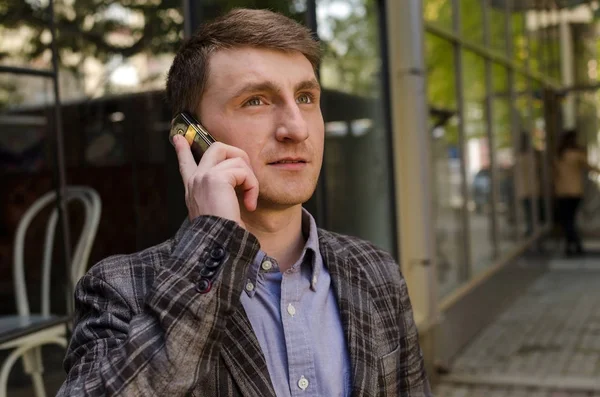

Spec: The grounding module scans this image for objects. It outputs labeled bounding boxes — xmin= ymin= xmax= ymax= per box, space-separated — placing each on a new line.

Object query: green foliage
xmin=318 ymin=0 xmax=379 ymax=95
xmin=423 ymin=0 xmax=534 ymax=149
xmin=0 ymin=0 xmax=184 ymax=68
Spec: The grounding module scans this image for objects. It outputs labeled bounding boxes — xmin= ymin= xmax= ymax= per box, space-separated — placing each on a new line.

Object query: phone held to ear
xmin=169 ymin=112 xmax=216 ymax=162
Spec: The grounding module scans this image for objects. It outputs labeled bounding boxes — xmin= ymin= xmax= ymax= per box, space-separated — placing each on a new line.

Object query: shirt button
xmin=287 ymin=303 xmax=296 ymax=317
xmin=245 ymin=282 xmax=255 ymax=292
xmin=298 ymin=376 xmax=309 ymax=390
xmin=261 ymin=260 xmax=273 ymax=271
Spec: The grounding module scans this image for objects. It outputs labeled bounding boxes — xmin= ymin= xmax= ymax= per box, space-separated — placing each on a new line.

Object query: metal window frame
xmin=483 ymin=0 xmax=500 ymax=260
xmin=435 ymin=0 xmax=564 ymax=287
xmin=424 ymin=24 xmax=562 ymax=90
xmin=452 ymin=0 xmax=472 ymax=283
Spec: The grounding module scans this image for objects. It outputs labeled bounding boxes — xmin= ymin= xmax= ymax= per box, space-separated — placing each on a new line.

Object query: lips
xmin=269 ymin=158 xmax=307 ymax=164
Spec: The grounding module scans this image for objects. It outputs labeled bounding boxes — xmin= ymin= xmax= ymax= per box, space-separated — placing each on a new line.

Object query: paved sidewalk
xmin=435 ymin=255 xmax=600 ymax=397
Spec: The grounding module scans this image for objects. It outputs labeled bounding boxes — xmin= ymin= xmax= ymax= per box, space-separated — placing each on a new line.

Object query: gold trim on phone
xmin=169 ymin=112 xmax=216 ymax=159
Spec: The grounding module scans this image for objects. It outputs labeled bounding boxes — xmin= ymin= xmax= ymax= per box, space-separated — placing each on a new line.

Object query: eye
xmin=296 ymin=93 xmax=314 ymax=104
xmin=244 ymin=97 xmax=264 ymax=107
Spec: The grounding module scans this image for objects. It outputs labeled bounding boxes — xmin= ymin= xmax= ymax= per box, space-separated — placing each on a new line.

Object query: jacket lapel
xmin=320 ymin=234 xmax=379 ymax=397
xmin=220 ymin=307 xmax=276 ymax=397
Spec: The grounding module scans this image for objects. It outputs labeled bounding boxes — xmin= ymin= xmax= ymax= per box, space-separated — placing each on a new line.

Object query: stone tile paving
xmin=435 ymin=257 xmax=600 ymax=396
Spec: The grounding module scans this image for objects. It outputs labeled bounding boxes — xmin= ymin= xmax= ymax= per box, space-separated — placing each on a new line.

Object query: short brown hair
xmin=166 ymin=8 xmax=321 ymax=117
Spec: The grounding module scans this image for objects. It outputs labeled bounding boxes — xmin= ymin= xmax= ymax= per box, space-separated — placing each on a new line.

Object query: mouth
xmin=268 ymin=158 xmax=308 ymax=170
xmin=268 ymin=158 xmax=308 ymax=165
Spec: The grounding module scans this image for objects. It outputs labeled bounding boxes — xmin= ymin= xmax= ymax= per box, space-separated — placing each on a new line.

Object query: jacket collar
xmin=220 ymin=228 xmax=379 ymax=397
xmin=318 ymin=230 xmax=379 ymax=397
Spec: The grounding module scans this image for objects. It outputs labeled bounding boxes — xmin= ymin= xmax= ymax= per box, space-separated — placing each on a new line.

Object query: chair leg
xmin=0 ymin=338 xmax=66 ymax=397
xmin=22 ymin=348 xmax=46 ymax=397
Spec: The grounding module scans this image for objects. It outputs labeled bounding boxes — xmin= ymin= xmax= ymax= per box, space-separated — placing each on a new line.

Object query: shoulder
xmin=78 ymin=239 xmax=174 ymax=312
xmin=317 ymin=228 xmax=401 ymax=284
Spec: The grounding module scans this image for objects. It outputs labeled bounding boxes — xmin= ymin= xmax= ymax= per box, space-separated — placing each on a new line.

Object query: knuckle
xmin=191 ymin=172 xmax=207 ymax=188
xmin=232 ymin=157 xmax=247 ymax=168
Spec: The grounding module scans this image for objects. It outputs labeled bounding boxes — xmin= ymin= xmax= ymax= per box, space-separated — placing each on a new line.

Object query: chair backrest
xmin=12 ymin=186 xmax=102 ymax=318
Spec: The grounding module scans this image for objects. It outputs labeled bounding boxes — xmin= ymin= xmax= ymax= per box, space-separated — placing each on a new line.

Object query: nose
xmin=274 ymin=101 xmax=309 ymax=143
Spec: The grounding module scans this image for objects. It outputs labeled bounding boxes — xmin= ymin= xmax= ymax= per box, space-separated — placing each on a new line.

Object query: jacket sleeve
xmin=57 ymin=216 xmax=259 ymax=396
xmin=396 ymin=273 xmax=434 ymax=397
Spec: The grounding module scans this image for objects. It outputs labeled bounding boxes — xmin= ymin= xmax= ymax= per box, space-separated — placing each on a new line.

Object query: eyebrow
xmin=231 ymin=78 xmax=321 ymax=99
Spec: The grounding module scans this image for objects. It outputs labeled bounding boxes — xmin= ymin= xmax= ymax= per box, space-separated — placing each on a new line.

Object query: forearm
xmin=58 ymin=216 xmax=259 ymax=396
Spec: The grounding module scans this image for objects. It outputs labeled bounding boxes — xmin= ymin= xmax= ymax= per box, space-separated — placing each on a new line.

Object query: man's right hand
xmin=173 ymin=135 xmax=259 ymax=228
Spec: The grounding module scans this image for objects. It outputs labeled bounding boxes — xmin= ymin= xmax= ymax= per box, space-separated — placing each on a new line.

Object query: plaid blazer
xmin=58 ymin=216 xmax=432 ymax=396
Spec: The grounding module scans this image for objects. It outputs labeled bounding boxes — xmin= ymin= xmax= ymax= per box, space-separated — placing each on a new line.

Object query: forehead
xmin=205 ymin=47 xmax=316 ymax=94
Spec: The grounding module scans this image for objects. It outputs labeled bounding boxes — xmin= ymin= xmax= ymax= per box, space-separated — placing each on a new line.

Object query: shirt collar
xmin=244 ymin=208 xmax=321 ymax=297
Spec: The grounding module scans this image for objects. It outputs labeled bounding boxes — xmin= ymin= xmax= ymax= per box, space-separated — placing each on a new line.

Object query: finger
xmin=211 ymin=160 xmax=259 ymax=211
xmin=199 ymin=142 xmax=252 ymax=171
xmin=226 ymin=168 xmax=259 ymax=212
xmin=173 ymin=135 xmax=197 ymax=184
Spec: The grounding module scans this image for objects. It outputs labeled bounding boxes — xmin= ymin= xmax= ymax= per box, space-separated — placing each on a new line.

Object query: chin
xmin=257 ymin=185 xmax=316 ymax=208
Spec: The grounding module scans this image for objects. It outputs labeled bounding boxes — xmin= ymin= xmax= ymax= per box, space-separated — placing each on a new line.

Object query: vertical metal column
xmin=384 ymin=0 xmax=438 ymax=331
xmin=48 ymin=0 xmax=73 ymax=297
xmin=482 ymin=0 xmax=499 ymax=259
xmin=559 ymin=8 xmax=575 ymax=129
xmin=452 ymin=0 xmax=472 ymax=281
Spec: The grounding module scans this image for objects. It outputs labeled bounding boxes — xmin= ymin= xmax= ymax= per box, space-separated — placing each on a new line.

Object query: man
xmin=58 ymin=8 xmax=432 ymax=397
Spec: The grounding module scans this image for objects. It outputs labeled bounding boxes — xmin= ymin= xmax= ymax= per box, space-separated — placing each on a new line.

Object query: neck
xmin=241 ymin=204 xmax=306 ymax=272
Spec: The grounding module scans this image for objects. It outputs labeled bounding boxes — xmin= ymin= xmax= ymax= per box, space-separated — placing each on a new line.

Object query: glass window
xmin=461 ymin=0 xmax=483 ymax=43
xmin=317 ymin=0 xmax=395 ymax=253
xmin=425 ymin=33 xmax=465 ymax=298
xmin=528 ymin=11 xmax=542 ymax=74
xmin=511 ymin=7 xmax=528 ymax=64
xmin=463 ymin=51 xmax=494 ymax=273
xmin=532 ymin=82 xmax=549 ymax=229
xmin=489 ymin=1 xmax=507 ymax=55
xmin=424 ymin=0 xmax=453 ymax=31
xmin=492 ymin=65 xmax=517 ymax=253
xmin=514 ymin=74 xmax=531 ymax=238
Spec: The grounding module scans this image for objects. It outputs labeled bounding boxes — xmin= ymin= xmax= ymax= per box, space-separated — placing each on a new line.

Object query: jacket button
xmin=210 ymin=247 xmax=226 ymax=260
xmin=200 ymin=267 xmax=216 ymax=277
xmin=195 ymin=279 xmax=212 ymax=294
xmin=205 ymin=259 xmax=221 ymax=269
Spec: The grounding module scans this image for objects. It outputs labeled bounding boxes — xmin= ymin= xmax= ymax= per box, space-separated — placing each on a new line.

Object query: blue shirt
xmin=240 ymin=209 xmax=351 ymax=396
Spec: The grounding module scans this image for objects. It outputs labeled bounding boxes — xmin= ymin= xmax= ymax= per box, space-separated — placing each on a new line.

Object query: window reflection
xmin=317 ymin=0 xmax=395 ymax=253
xmin=514 ymin=73 xmax=532 ymax=237
xmin=426 ymin=33 xmax=466 ymax=298
xmin=461 ymin=0 xmax=483 ymax=43
xmin=463 ymin=51 xmax=494 ymax=273
xmin=492 ymin=65 xmax=518 ymax=253
xmin=489 ymin=0 xmax=507 ymax=54
xmin=424 ymin=0 xmax=453 ymax=31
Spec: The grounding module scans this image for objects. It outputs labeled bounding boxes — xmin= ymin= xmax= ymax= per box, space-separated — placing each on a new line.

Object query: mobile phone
xmin=169 ymin=112 xmax=216 ymax=162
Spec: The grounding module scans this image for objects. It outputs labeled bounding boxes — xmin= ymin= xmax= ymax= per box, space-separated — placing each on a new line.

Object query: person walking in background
xmin=554 ymin=130 xmax=599 ymax=256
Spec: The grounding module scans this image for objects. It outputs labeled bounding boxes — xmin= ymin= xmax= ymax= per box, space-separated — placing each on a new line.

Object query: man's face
xmin=197 ymin=47 xmax=324 ymax=209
